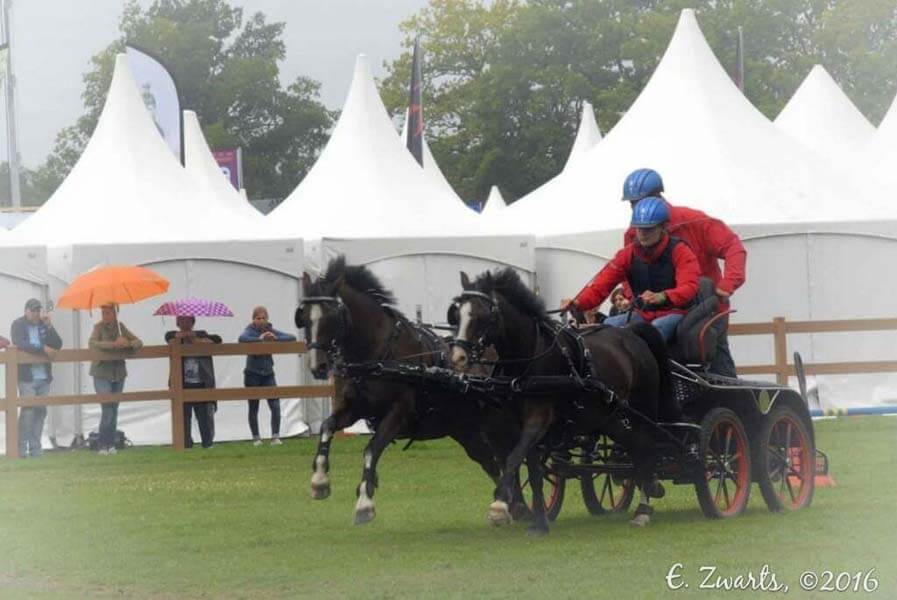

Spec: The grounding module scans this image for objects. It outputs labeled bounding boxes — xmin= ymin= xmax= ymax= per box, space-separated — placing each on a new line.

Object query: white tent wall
xmin=46 ymin=238 xmax=323 ymax=446
xmin=305 ymin=236 xmax=537 ymax=325
xmin=533 ymin=221 xmax=897 ymax=408
xmin=0 ymin=245 xmax=79 ymax=454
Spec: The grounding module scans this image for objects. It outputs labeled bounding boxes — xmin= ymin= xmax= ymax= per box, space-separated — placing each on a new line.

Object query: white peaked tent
xmin=7 ymin=55 xmax=315 ymax=445
xmin=500 ymin=9 xmax=893 ymax=237
xmin=564 ymin=101 xmax=602 ymax=171
xmin=401 ymin=109 xmax=462 ymax=203
xmin=481 ymin=186 xmax=507 ymax=217
xmin=269 ymin=55 xmax=480 ymax=238
xmin=10 ymin=55 xmax=250 ymax=246
xmin=183 ymin=110 xmax=263 ymax=222
xmin=775 ymin=65 xmax=875 ymax=169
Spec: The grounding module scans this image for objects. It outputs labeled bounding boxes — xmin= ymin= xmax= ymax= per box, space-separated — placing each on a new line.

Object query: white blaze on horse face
xmin=451 ymin=301 xmax=474 ymax=367
xmin=309 ymin=304 xmax=324 ymax=369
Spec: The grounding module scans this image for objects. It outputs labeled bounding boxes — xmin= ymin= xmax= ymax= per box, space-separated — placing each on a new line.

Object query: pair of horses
xmin=296 ymin=257 xmax=674 ymax=535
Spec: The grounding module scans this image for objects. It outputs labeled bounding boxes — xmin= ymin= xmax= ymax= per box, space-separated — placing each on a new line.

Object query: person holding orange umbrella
xmin=58 ymin=265 xmax=166 ymax=455
xmin=89 ymin=304 xmax=143 ymax=455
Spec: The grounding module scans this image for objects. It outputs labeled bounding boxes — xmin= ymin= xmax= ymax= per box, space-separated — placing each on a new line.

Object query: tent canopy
xmin=499 ymin=9 xmax=892 ymax=236
xmin=401 ymin=109 xmax=462 ymax=203
xmin=10 ymin=54 xmax=251 ymax=246
xmin=268 ymin=55 xmax=480 ymax=238
xmin=481 ymin=186 xmax=507 ymax=218
xmin=183 ymin=110 xmax=263 ymax=222
xmin=564 ymin=101 xmax=602 ymax=172
xmin=775 ymin=65 xmax=875 ymax=167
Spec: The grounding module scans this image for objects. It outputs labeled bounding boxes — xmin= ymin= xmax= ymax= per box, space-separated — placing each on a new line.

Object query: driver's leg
xmin=649 ymin=314 xmax=683 ymax=342
xmin=603 ymin=312 xmax=644 ymax=328
xmin=710 ymin=330 xmax=737 ymax=377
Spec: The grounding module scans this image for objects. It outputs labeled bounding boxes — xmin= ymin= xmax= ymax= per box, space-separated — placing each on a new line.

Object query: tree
xmin=32 ymin=0 xmax=334 ymax=203
xmin=381 ymin=0 xmax=897 ymax=204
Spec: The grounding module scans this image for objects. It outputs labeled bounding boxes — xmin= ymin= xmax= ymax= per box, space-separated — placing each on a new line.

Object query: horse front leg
xmin=524 ymin=448 xmax=550 ymax=536
xmin=310 ymin=408 xmax=357 ymax=499
xmin=489 ymin=420 xmax=547 ymax=527
xmin=354 ymin=405 xmax=406 ymax=525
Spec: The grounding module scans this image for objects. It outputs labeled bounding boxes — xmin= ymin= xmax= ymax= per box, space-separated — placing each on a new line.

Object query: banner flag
xmin=126 ymin=45 xmax=183 ymax=163
xmin=405 ymin=37 xmax=424 ymax=166
xmin=212 ymin=147 xmax=243 ymax=190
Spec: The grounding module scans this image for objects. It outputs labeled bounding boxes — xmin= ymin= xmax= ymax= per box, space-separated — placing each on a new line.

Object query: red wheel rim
xmin=705 ymin=418 xmax=751 ymax=517
xmin=767 ymin=415 xmax=813 ymax=509
xmin=521 ymin=469 xmax=561 ymax=512
xmin=594 ymin=474 xmax=633 ymax=510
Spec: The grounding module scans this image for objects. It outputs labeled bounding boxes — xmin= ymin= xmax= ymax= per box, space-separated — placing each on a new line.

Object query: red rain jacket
xmin=624 ymin=203 xmax=746 ymax=298
xmin=574 ymin=233 xmax=701 ymax=321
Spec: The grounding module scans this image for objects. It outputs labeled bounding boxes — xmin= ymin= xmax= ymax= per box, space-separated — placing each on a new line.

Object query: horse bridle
xmin=299 ymin=296 xmax=350 ymax=361
xmin=450 ymin=290 xmax=500 ymax=364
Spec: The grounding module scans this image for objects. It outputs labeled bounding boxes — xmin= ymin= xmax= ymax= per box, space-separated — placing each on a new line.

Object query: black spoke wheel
xmin=694 ymin=408 xmax=752 ymax=519
xmin=755 ymin=406 xmax=815 ymax=512
xmin=518 ymin=461 xmax=566 ymax=522
xmin=580 ymin=435 xmax=635 ymax=515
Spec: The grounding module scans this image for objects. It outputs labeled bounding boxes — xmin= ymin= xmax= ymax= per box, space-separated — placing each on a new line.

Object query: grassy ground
xmin=1 ymin=417 xmax=895 ymax=599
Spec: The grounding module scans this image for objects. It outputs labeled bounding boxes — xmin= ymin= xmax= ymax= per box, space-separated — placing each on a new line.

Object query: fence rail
xmin=1 ymin=341 xmax=333 ymax=459
xmin=2 ymin=316 xmax=896 ymax=459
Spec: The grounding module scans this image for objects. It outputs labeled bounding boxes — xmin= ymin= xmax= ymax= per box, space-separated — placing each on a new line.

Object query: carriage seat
xmin=670 ymin=278 xmax=729 ymax=366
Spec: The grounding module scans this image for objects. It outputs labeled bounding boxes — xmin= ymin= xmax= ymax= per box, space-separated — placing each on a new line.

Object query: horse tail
xmin=628 ymin=322 xmax=676 ymax=420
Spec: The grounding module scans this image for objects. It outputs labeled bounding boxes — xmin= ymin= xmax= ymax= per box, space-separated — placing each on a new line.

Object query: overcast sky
xmin=4 ymin=0 xmax=428 ymax=168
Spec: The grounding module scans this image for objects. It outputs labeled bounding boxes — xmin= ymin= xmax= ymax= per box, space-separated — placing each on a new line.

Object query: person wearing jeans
xmin=10 ymin=298 xmax=63 ymax=457
xmin=89 ymin=304 xmax=142 ymax=455
xmin=239 ymin=306 xmax=296 ymax=446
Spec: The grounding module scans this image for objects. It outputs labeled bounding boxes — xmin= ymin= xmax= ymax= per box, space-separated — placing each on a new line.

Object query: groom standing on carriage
xmin=618 ymin=169 xmax=746 ymax=376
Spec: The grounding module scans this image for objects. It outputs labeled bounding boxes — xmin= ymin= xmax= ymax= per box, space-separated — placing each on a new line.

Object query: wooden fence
xmin=1 ymin=341 xmax=333 ymax=459
xmin=2 ymin=316 xmax=896 ymax=459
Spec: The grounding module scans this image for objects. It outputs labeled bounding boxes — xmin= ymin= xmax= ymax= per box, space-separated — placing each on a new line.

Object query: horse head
xmin=298 ymin=268 xmax=349 ymax=380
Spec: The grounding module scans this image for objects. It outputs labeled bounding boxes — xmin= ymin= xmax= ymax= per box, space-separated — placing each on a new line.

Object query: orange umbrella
xmin=57 ymin=265 xmax=170 ymax=310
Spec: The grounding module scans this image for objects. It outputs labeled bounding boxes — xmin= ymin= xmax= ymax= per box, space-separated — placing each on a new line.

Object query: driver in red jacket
xmin=619 ymin=168 xmax=746 ymax=376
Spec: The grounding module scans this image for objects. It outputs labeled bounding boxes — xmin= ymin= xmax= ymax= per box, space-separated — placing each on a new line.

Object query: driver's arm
xmin=665 ymin=244 xmax=701 ymax=308
xmin=573 ymin=246 xmax=632 ymax=312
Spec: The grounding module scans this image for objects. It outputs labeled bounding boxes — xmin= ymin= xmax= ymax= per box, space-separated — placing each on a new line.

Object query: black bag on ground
xmin=86 ymin=430 xmax=131 ymax=450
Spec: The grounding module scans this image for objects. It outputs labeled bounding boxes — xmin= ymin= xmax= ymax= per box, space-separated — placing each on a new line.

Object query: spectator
xmin=89 ymin=304 xmax=143 ymax=455
xmin=10 ymin=299 xmax=63 ymax=457
xmin=239 ymin=306 xmax=296 ymax=446
xmin=609 ymin=287 xmax=631 ymax=317
xmin=166 ymin=316 xmax=221 ymax=449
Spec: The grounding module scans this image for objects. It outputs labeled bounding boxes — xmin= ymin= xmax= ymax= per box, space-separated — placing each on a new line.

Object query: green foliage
xmin=381 ymin=0 xmax=897 ymax=205
xmin=31 ymin=0 xmax=334 ymax=203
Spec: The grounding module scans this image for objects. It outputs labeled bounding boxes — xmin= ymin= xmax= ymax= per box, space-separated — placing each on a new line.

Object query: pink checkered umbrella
xmin=153 ymin=297 xmax=234 ymax=318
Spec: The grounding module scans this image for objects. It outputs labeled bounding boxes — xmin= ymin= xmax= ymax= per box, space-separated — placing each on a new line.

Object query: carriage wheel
xmin=580 ymin=435 xmax=635 ymax=515
xmin=518 ymin=462 xmax=566 ymax=522
xmin=755 ymin=407 xmax=815 ymax=512
xmin=694 ymin=408 xmax=752 ymax=519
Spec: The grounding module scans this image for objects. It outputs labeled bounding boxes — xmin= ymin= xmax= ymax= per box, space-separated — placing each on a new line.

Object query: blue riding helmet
xmin=630 ymin=196 xmax=669 ymax=228
xmin=622 ymin=168 xmax=664 ymax=201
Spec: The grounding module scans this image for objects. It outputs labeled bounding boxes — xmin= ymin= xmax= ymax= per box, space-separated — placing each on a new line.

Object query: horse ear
xmin=330 ymin=273 xmax=346 ymax=295
xmin=301 ymin=272 xmax=311 ymax=294
xmin=485 ymin=271 xmax=494 ymax=285
xmin=460 ymin=271 xmax=472 ymax=290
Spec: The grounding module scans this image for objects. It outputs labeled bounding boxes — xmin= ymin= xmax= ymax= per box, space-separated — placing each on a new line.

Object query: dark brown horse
xmin=296 ymin=257 xmax=521 ymax=525
xmin=450 ymin=268 xmax=673 ymax=535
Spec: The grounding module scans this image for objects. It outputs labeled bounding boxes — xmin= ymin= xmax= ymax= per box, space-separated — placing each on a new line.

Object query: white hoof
xmin=630 ymin=513 xmax=651 ymax=527
xmin=354 ymin=492 xmax=376 ymax=525
xmin=310 ymin=471 xmax=331 ymax=499
xmin=487 ymin=500 xmax=513 ymax=527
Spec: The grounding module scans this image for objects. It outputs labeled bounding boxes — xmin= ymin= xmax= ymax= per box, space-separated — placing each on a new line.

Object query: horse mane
xmin=473 ymin=268 xmax=546 ymax=319
xmin=321 ymin=256 xmax=397 ymax=306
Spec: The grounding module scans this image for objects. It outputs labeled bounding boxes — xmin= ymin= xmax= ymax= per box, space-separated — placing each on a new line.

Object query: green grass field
xmin=1 ymin=417 xmax=896 ymax=599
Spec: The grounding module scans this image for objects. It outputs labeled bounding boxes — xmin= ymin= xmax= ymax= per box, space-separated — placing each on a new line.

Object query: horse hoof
xmin=648 ymin=480 xmax=666 ymax=499
xmin=630 ymin=514 xmax=651 ymax=527
xmin=487 ymin=501 xmax=512 ymax=527
xmin=354 ymin=506 xmax=376 ymax=525
xmin=526 ymin=525 xmax=549 ymax=537
xmin=310 ymin=483 xmax=331 ymax=500
xmin=509 ymin=502 xmax=534 ymax=522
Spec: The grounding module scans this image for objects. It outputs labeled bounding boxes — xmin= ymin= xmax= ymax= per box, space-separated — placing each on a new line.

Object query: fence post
xmin=773 ymin=317 xmax=788 ymax=385
xmin=169 ymin=341 xmax=185 ymax=452
xmin=4 ymin=349 xmax=20 ymax=459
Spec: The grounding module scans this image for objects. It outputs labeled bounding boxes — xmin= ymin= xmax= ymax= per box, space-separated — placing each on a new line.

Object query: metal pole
xmin=736 ymin=26 xmax=745 ymax=93
xmin=1 ymin=0 xmax=21 ymax=207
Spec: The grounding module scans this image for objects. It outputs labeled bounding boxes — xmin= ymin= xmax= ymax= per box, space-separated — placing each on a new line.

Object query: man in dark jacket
xmin=620 ymin=168 xmax=747 ymax=376
xmin=166 ymin=316 xmax=221 ymax=449
xmin=10 ymin=298 xmax=63 ymax=457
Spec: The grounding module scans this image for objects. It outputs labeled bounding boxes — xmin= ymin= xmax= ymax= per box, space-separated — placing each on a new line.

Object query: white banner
xmin=126 ymin=45 xmax=182 ymax=161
